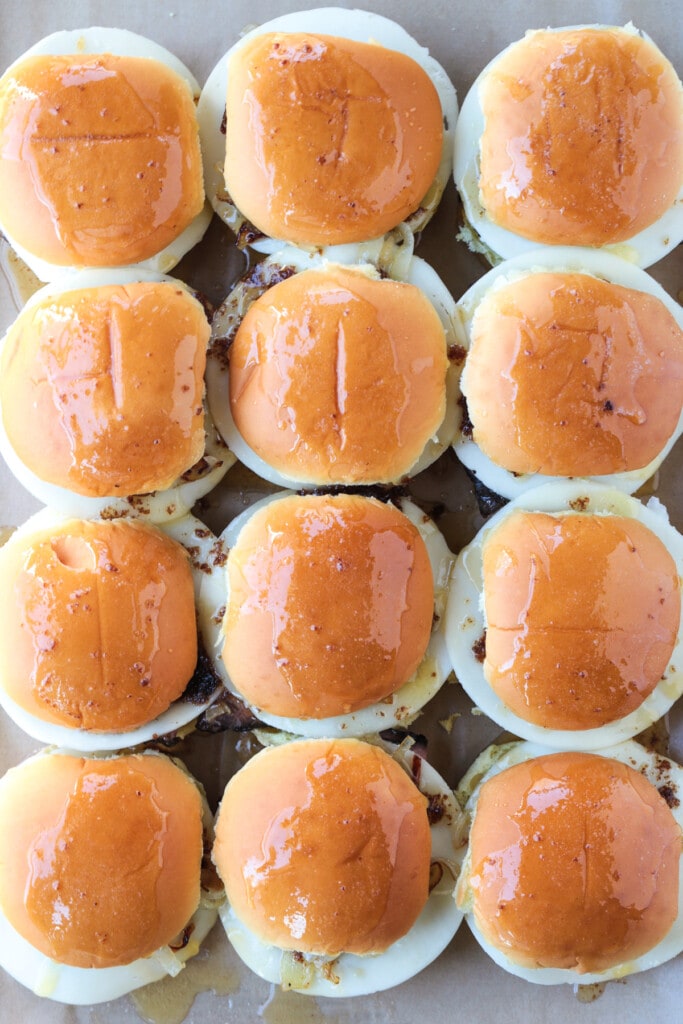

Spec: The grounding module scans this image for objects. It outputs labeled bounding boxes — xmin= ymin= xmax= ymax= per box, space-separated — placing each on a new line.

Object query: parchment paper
xmin=0 ymin=2 xmax=682 ymax=1022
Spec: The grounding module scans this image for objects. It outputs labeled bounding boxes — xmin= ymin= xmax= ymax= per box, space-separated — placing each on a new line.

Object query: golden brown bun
xmin=481 ymin=510 xmax=680 ymax=730
xmin=229 ymin=265 xmax=448 ymax=483
xmin=0 ymin=518 xmax=198 ymax=731
xmin=479 ymin=28 xmax=683 ymax=245
xmin=461 ymin=751 xmax=681 ymax=972
xmin=0 ymin=53 xmax=204 ymax=267
xmin=213 ymin=738 xmax=431 ymax=955
xmin=0 ymin=751 xmax=203 ymax=968
xmin=463 ymin=273 xmax=683 ymax=476
xmin=224 ymin=32 xmax=443 ymax=245
xmin=0 ymin=280 xmax=209 ymax=497
xmin=222 ymin=494 xmax=434 ymax=718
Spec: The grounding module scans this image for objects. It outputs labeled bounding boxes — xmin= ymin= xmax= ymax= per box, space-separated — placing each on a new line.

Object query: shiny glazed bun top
xmin=224 ymin=32 xmax=444 ymax=245
xmin=222 ymin=493 xmax=434 ymax=718
xmin=0 ymin=279 xmax=209 ymax=498
xmin=481 ymin=509 xmax=681 ymax=730
xmin=462 ymin=272 xmax=683 ymax=477
xmin=478 ymin=27 xmax=683 ymax=246
xmin=0 ymin=517 xmax=198 ymax=732
xmin=0 ymin=751 xmax=204 ymax=968
xmin=0 ymin=53 xmax=205 ymax=268
xmin=228 ymin=264 xmax=448 ymax=484
xmin=212 ymin=738 xmax=431 ymax=956
xmin=460 ymin=751 xmax=681 ymax=972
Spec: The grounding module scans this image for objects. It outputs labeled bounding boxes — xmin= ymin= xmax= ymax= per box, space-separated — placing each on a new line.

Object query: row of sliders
xmin=2 ymin=735 xmax=683 ymax=1000
xmin=1 ymin=242 xmax=683 ymax=514
xmin=0 ymin=6 xmax=682 ymax=1012
xmin=0 ymin=15 xmax=681 ymax=279
xmin=445 ymin=14 xmax=683 ymax=993
xmin=1 ymin=18 xmax=220 ymax=1015
xmin=2 ymin=480 xmax=683 ymax=755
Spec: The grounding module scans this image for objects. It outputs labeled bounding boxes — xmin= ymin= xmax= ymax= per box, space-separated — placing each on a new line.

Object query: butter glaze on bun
xmin=444 ymin=481 xmax=683 ymax=750
xmin=224 ymin=32 xmax=443 ymax=246
xmin=198 ymin=8 xmax=458 ymax=256
xmin=477 ymin=28 xmax=683 ymax=248
xmin=463 ymin=272 xmax=683 ymax=477
xmin=0 ymin=49 xmax=205 ymax=271
xmin=227 ymin=264 xmax=448 ymax=485
xmin=454 ymin=25 xmax=683 ymax=266
xmin=222 ymin=493 xmax=434 ymax=718
xmin=481 ymin=510 xmax=681 ymax=730
xmin=460 ymin=750 xmax=681 ymax=973
xmin=452 ymin=248 xmax=683 ymax=499
xmin=0 ymin=277 xmax=209 ymax=499
xmin=0 ymin=516 xmax=197 ymax=733
xmin=212 ymin=738 xmax=431 ymax=956
xmin=199 ymin=491 xmax=455 ymax=739
xmin=0 ymin=751 xmax=204 ymax=969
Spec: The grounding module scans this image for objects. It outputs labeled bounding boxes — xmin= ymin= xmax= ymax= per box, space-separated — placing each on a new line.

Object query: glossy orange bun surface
xmin=0 ymin=53 xmax=205 ymax=267
xmin=482 ymin=510 xmax=680 ymax=729
xmin=0 ymin=752 xmax=203 ymax=968
xmin=0 ymin=281 xmax=209 ymax=497
xmin=479 ymin=29 xmax=683 ymax=246
xmin=0 ymin=518 xmax=198 ymax=731
xmin=222 ymin=494 xmax=434 ymax=718
xmin=213 ymin=738 xmax=431 ymax=955
xmin=224 ymin=32 xmax=443 ymax=245
xmin=464 ymin=273 xmax=683 ymax=476
xmin=228 ymin=265 xmax=448 ymax=483
xmin=463 ymin=751 xmax=681 ymax=972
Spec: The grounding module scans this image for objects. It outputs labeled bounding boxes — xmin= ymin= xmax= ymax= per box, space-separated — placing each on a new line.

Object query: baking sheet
xmin=0 ymin=0 xmax=682 ymax=1021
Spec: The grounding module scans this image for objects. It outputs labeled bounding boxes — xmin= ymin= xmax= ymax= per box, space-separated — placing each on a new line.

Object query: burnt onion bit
xmin=195 ymin=688 xmax=263 ymax=734
xmin=463 ymin=468 xmax=509 ymax=518
xmin=379 ymin=727 xmax=429 ymax=757
xmin=296 ymin=482 xmax=411 ymax=502
xmin=181 ymin=638 xmax=223 ymax=707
